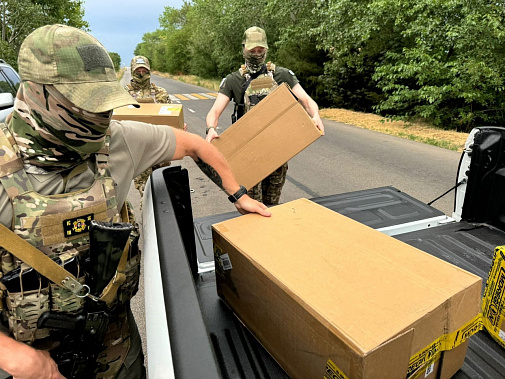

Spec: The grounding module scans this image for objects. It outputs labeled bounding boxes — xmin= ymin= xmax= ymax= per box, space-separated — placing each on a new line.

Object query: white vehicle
xmin=143 ymin=128 xmax=505 ymax=378
xmin=0 ymin=60 xmax=19 ymax=123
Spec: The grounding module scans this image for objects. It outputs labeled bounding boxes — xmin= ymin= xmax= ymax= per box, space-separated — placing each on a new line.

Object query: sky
xmin=82 ymin=0 xmax=184 ymax=66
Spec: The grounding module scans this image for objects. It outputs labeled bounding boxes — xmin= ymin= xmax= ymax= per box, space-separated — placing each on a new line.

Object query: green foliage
xmin=134 ymin=0 xmax=505 ymax=131
xmin=108 ymin=52 xmax=121 ymax=71
xmin=0 ymin=0 xmax=88 ymax=69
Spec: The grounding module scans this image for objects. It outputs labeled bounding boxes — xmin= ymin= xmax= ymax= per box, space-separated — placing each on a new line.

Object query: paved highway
xmin=122 ymin=70 xmax=463 ymax=375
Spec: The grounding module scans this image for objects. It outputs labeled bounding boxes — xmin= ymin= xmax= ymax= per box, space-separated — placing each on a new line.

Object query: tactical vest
xmin=125 ymin=83 xmax=157 ymax=103
xmin=0 ymin=125 xmax=141 ymax=344
xmin=241 ymin=61 xmax=278 ymax=114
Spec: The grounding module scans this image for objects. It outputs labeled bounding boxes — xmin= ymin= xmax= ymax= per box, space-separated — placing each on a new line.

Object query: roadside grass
xmin=116 ymin=67 xmax=125 ymax=81
xmin=153 ymin=72 xmax=469 ymax=152
xmin=152 ymin=71 xmax=221 ymax=91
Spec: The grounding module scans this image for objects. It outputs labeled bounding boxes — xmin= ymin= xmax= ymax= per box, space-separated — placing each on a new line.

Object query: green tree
xmin=0 ymin=0 xmax=88 ymax=68
xmin=157 ymin=4 xmax=191 ymax=74
xmin=371 ymin=0 xmax=505 ymax=131
xmin=108 ymin=51 xmax=121 ymax=71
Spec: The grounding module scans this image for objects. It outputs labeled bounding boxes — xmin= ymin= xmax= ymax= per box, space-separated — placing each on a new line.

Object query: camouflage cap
xmin=131 ymin=56 xmax=151 ymax=72
xmin=242 ymin=26 xmax=268 ymax=50
xmin=17 ymin=24 xmax=139 ymax=113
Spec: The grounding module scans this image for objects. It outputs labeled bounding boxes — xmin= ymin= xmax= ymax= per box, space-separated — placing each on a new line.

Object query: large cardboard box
xmin=112 ymin=103 xmax=184 ymax=129
xmin=213 ymin=199 xmax=482 ymax=379
xmin=211 ymin=83 xmax=322 ymax=189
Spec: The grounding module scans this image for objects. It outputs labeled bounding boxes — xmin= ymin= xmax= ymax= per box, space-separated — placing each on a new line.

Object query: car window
xmin=0 ymin=67 xmax=20 ymax=95
xmin=0 ymin=72 xmax=13 ymax=95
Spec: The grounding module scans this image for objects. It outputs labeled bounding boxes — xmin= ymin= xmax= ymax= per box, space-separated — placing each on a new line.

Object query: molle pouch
xmin=0 ymin=249 xmax=16 ymax=274
xmin=1 ymin=264 xmax=47 ymax=293
xmin=6 ymin=282 xmax=50 ymax=342
xmin=118 ymin=233 xmax=141 ymax=304
xmin=249 ymin=94 xmax=267 ymax=106
xmin=50 ymin=255 xmax=86 ymax=314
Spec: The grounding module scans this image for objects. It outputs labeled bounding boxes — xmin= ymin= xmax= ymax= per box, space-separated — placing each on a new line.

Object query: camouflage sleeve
xmin=154 ymin=86 xmax=170 ymax=103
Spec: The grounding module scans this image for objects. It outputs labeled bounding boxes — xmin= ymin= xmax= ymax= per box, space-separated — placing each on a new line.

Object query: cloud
xmin=83 ymin=0 xmax=183 ymax=64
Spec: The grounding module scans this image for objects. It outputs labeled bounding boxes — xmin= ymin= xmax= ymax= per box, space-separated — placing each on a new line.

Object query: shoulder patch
xmin=219 ymin=78 xmax=227 ymax=89
xmin=289 ymin=70 xmax=295 ymax=76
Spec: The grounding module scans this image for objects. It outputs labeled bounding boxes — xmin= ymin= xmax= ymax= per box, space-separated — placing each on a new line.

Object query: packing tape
xmin=325 ymin=359 xmax=350 ymax=379
xmin=408 ymin=245 xmax=505 ymax=378
xmin=407 ymin=314 xmax=483 ymax=378
xmin=481 ymin=246 xmax=505 ymax=350
xmin=327 ymin=245 xmax=505 ymax=379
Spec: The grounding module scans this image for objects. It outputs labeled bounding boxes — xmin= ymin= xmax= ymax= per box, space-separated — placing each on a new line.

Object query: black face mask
xmin=243 ymin=49 xmax=267 ymax=73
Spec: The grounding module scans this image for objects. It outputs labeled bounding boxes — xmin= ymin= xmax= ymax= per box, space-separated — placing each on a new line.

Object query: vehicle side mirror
xmin=0 ymin=92 xmax=14 ymax=109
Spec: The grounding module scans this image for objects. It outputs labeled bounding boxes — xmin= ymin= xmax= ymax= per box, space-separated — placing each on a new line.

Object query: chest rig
xmin=234 ymin=62 xmax=278 ymax=122
xmin=232 ymin=62 xmax=278 ymax=123
xmin=126 ymin=83 xmax=156 ymax=103
xmin=0 ymin=125 xmax=141 ymax=343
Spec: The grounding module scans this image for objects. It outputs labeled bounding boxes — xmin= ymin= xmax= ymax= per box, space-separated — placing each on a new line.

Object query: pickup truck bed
xmin=144 ymin=167 xmax=505 ymax=379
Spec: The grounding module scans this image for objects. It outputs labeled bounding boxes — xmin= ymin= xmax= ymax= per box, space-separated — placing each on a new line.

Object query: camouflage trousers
xmin=0 ymin=306 xmax=145 ymax=379
xmin=248 ymin=163 xmax=288 ymax=206
xmin=95 ymin=306 xmax=146 ymax=379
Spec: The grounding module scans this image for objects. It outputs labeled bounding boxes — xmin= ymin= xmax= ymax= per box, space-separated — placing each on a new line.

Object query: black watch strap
xmin=228 ymin=185 xmax=248 ymax=203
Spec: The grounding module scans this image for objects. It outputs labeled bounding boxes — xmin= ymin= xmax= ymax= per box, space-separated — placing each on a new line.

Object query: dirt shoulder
xmin=320 ymin=109 xmax=468 ymax=152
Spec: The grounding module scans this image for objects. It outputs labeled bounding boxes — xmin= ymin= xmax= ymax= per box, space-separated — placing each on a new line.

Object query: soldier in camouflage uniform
xmin=125 ymin=56 xmax=170 ymax=104
xmin=206 ymin=26 xmax=324 ymax=206
xmin=0 ymin=24 xmax=270 ymax=379
xmin=125 ymin=56 xmax=171 ymax=198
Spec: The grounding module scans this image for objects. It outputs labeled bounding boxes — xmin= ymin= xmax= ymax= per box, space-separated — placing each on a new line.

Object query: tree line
xmin=1 ymin=1 xmax=121 ymax=74
xmin=134 ymin=0 xmax=505 ymax=132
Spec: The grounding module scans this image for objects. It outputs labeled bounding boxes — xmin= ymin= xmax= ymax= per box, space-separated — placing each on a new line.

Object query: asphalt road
xmin=122 ymin=70 xmax=463 ymax=375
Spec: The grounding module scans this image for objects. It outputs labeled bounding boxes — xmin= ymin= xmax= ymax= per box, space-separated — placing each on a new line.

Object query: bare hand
xmin=234 ymin=195 xmax=271 ymax=217
xmin=313 ymin=116 xmax=325 ymax=135
xmin=205 ymin=128 xmax=219 ymax=143
xmin=10 ymin=345 xmax=64 ymax=379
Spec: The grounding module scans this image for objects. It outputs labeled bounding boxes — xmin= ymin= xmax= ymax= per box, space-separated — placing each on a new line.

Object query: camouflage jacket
xmin=125 ymin=82 xmax=170 ymax=103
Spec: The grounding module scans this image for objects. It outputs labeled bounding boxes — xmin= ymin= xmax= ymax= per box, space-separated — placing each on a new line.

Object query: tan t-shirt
xmin=0 ymin=120 xmax=176 ymax=227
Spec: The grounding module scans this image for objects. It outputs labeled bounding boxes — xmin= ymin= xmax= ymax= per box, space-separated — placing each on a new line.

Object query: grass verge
xmin=155 ymin=72 xmax=469 ymax=152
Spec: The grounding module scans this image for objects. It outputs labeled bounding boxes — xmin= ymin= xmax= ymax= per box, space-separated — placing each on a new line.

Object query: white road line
xmin=181 ymin=93 xmax=199 ymax=100
xmin=198 ymin=93 xmax=216 ymax=99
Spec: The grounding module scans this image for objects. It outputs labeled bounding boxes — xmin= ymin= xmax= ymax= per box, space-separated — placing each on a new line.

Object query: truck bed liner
xmin=193 ymin=212 xmax=505 ymax=379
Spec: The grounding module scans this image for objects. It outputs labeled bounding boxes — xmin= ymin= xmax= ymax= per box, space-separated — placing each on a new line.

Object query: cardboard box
xmin=112 ymin=103 xmax=184 ymax=129
xmin=213 ymin=199 xmax=482 ymax=379
xmin=482 ymin=246 xmax=505 ymax=350
xmin=211 ymin=83 xmax=322 ymax=189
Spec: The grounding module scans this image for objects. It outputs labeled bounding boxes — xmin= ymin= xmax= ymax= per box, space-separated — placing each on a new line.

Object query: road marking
xmin=190 ymin=93 xmax=209 ymax=100
xmin=173 ymin=94 xmax=190 ymax=100
xmin=168 ymin=92 xmax=218 ymax=101
xmin=188 ymin=108 xmax=195 ymax=113
xmin=181 ymin=93 xmax=199 ymax=100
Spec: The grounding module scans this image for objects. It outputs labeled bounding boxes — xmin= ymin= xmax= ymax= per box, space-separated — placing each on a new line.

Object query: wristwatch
xmin=228 ymin=185 xmax=248 ymax=203
xmin=206 ymin=126 xmax=216 ymax=135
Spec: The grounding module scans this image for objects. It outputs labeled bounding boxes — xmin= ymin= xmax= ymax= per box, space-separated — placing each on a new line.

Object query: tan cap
xmin=131 ymin=56 xmax=151 ymax=72
xmin=18 ymin=24 xmax=139 ymax=113
xmin=242 ymin=26 xmax=268 ymax=50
